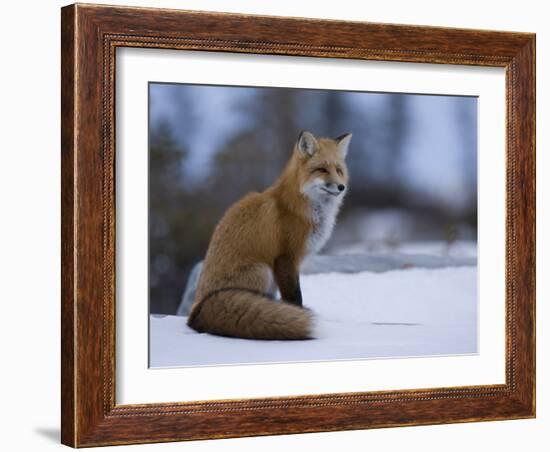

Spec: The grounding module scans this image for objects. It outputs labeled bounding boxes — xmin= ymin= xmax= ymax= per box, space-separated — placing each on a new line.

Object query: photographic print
xmin=61 ymin=5 xmax=535 ymax=445
xmin=148 ymin=83 xmax=478 ymax=368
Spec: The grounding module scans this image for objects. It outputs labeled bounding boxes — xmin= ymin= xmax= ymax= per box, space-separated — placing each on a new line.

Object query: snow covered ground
xmin=150 ymin=266 xmax=477 ymax=368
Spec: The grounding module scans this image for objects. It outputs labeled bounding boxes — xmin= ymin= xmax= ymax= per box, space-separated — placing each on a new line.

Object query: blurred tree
xmin=249 ymin=87 xmax=301 ymax=173
xmin=208 ymin=131 xmax=272 ymax=208
xmin=342 ymin=94 xmax=409 ymax=209
xmin=386 ymin=94 xmax=407 ymax=185
xmin=455 ymin=98 xmax=478 ymax=227
xmin=318 ymin=90 xmax=350 ymax=137
xmin=149 ymin=120 xmax=220 ymax=314
xmin=149 ymin=120 xmax=186 ymax=313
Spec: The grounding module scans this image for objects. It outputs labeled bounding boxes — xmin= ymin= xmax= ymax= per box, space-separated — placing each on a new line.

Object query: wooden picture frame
xmin=61 ymin=3 xmax=535 ymax=447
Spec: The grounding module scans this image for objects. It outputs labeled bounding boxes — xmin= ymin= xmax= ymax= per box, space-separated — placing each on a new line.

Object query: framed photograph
xmin=61 ymin=3 xmax=535 ymax=447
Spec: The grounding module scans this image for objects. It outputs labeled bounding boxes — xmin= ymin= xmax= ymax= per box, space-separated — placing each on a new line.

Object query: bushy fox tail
xmin=187 ymin=288 xmax=313 ymax=340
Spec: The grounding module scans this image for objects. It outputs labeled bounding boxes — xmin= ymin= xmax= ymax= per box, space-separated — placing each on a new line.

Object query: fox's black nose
xmin=337 ymin=184 xmax=345 ymax=192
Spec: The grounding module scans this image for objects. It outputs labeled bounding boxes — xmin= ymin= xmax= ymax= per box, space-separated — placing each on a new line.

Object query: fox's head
xmin=294 ymin=130 xmax=352 ymax=202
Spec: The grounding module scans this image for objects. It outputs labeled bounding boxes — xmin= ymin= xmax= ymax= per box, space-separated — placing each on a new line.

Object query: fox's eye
xmin=336 ymin=168 xmax=343 ymax=176
xmin=316 ymin=167 xmax=329 ymax=174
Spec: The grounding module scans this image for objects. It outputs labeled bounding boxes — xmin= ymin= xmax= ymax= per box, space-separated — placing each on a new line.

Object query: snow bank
xmin=150 ymin=267 xmax=477 ymax=368
xmin=177 ymin=251 xmax=476 ymax=315
xmin=331 ymin=240 xmax=477 ymax=259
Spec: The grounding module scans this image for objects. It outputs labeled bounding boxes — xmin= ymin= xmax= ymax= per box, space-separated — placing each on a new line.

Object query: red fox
xmin=187 ymin=131 xmax=352 ymax=340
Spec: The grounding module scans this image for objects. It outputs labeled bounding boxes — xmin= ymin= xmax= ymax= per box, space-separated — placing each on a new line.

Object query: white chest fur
xmin=306 ymin=197 xmax=341 ymax=255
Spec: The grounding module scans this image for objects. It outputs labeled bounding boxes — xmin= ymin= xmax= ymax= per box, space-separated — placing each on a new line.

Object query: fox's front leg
xmin=273 ymin=255 xmax=303 ymax=307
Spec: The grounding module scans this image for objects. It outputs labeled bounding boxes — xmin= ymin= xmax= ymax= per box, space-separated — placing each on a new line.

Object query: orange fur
xmin=188 ymin=131 xmax=351 ymax=339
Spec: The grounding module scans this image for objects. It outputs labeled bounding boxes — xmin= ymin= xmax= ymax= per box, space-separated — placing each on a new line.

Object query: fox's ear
xmin=335 ymin=133 xmax=352 ymax=158
xmin=297 ymin=131 xmax=318 ymax=157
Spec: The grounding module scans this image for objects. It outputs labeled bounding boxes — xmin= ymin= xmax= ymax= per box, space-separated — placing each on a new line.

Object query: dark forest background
xmin=149 ymin=83 xmax=477 ymax=314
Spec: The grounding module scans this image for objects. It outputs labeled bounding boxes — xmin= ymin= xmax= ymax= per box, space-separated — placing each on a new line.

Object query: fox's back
xmin=195 ymin=191 xmax=280 ymax=300
xmin=207 ymin=192 xmax=279 ymax=262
